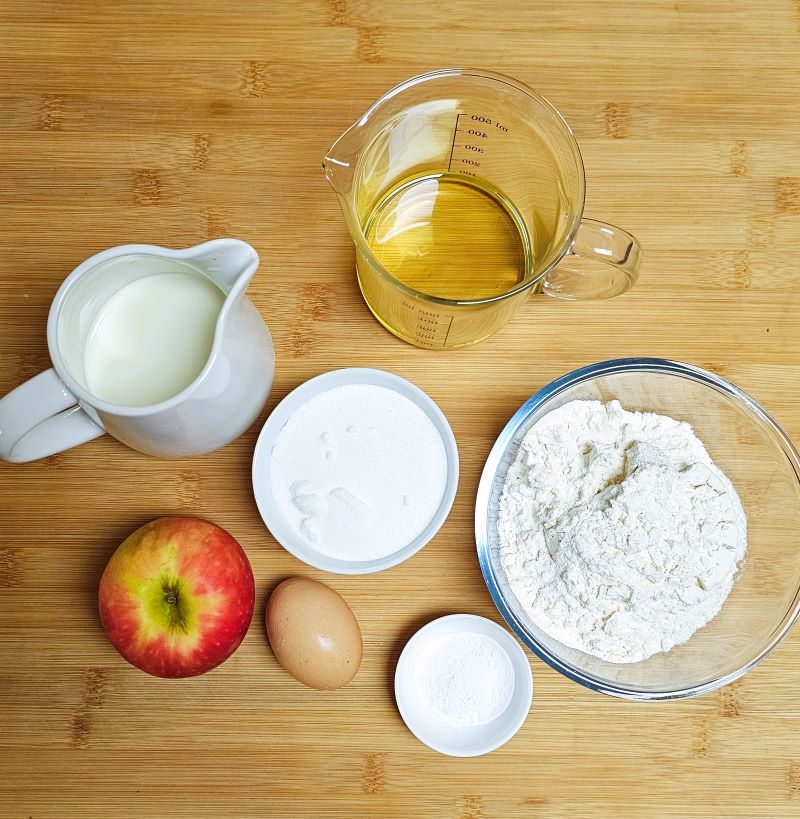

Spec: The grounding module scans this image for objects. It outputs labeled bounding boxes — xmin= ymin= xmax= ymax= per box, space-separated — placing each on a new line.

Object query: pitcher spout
xmin=186 ymin=238 xmax=259 ymax=296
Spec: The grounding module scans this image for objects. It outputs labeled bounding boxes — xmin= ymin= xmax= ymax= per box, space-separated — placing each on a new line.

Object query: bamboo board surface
xmin=2 ymin=1 xmax=800 ymax=816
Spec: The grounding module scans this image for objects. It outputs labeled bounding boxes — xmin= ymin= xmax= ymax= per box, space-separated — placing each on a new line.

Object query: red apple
xmin=98 ymin=516 xmax=255 ymax=678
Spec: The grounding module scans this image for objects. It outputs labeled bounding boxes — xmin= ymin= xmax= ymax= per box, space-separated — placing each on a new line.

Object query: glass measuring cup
xmin=324 ymin=68 xmax=641 ymax=350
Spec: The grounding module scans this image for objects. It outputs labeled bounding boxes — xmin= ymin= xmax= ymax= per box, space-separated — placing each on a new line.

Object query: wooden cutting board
xmin=1 ymin=1 xmax=799 ymax=816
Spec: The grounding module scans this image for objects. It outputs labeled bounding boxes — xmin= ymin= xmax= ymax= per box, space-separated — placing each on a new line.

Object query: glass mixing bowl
xmin=475 ymin=358 xmax=800 ymax=700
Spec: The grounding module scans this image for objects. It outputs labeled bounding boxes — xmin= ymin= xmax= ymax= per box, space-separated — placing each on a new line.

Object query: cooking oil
xmin=362 ymin=173 xmax=532 ymax=301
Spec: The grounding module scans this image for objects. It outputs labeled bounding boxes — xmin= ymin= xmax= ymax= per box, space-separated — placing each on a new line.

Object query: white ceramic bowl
xmin=394 ymin=614 xmax=533 ymax=757
xmin=252 ymin=368 xmax=459 ymax=574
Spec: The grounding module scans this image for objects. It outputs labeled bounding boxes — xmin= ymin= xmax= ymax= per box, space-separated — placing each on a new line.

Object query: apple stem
xmin=161 ymin=580 xmax=188 ymax=633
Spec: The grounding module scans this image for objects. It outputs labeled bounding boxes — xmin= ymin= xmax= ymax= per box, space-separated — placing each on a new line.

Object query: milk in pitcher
xmin=83 ymin=266 xmax=224 ymax=407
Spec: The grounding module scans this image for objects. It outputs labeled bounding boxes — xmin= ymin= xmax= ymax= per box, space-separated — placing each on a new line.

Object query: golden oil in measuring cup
xmin=363 ymin=173 xmax=532 ymax=301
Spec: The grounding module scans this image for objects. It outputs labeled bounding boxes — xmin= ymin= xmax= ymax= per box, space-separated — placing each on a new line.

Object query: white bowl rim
xmin=394 ymin=613 xmax=533 ymax=756
xmin=475 ymin=356 xmax=800 ymax=701
xmin=252 ymin=367 xmax=459 ymax=574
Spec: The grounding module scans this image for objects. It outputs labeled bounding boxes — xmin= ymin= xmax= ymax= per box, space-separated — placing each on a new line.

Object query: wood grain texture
xmin=1 ymin=1 xmax=799 ymax=816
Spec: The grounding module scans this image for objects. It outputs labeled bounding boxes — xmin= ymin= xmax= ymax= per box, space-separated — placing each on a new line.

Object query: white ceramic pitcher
xmin=0 ymin=239 xmax=275 ymax=462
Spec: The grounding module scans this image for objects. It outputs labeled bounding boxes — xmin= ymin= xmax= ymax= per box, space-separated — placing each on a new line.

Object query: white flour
xmin=415 ymin=632 xmax=515 ymax=726
xmin=270 ymin=384 xmax=447 ymax=561
xmin=498 ymin=400 xmax=747 ymax=663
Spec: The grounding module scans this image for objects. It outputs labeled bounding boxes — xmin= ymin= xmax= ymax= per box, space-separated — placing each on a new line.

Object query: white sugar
xmin=269 ymin=384 xmax=448 ymax=561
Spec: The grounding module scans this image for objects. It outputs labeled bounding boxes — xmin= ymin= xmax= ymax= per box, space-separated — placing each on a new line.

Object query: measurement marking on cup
xmin=447 ymin=114 xmax=461 ymax=172
xmin=449 ymin=113 xmax=509 ymax=176
xmin=402 ymin=302 xmax=452 ymax=348
xmin=471 ymin=114 xmax=509 ymax=132
xmin=442 ymin=315 xmax=454 ymax=347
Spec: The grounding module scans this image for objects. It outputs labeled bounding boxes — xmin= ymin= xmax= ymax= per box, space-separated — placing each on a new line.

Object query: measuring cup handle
xmin=0 ymin=368 xmax=104 ymax=463
xmin=542 ymin=218 xmax=641 ymax=300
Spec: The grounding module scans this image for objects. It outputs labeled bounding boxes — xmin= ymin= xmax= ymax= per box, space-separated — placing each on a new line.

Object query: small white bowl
xmin=395 ymin=614 xmax=533 ymax=757
xmin=252 ymin=368 xmax=459 ymax=574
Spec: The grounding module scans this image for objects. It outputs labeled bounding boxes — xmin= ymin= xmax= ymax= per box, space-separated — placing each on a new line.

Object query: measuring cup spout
xmin=323 ymin=122 xmax=362 ymax=194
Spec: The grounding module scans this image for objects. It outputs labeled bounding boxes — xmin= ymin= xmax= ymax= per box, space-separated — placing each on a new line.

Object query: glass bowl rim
xmin=475 ymin=356 xmax=800 ymax=700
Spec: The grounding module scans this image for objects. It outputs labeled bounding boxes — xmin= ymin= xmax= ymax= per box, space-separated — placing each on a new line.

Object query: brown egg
xmin=266 ymin=577 xmax=362 ymax=690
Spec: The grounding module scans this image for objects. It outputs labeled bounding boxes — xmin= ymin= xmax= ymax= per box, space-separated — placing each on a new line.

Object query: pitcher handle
xmin=0 ymin=369 xmax=105 ymax=463
xmin=542 ymin=218 xmax=642 ymax=300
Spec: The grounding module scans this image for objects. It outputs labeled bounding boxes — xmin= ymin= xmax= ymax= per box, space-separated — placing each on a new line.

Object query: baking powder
xmin=498 ymin=400 xmax=747 ymax=663
xmin=269 ymin=383 xmax=447 ymax=561
xmin=415 ymin=632 xmax=515 ymax=727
